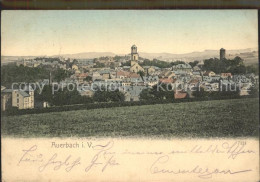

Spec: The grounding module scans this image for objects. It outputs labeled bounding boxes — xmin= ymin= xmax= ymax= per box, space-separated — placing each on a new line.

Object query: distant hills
xmin=2 ymin=48 xmax=258 ymax=65
xmin=53 ymin=52 xmax=117 ymax=59
xmin=139 ymin=48 xmax=258 ymax=64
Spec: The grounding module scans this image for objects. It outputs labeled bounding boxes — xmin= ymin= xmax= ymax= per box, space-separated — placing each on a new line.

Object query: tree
xmin=189 ymin=60 xmax=199 ymax=68
xmin=35 ymin=84 xmax=93 ymax=106
xmin=170 ymin=60 xmax=185 ymax=66
xmin=110 ymin=63 xmax=115 ymax=69
xmin=121 ymin=60 xmax=131 ymax=67
xmin=140 ymin=83 xmax=174 ymax=101
xmin=53 ymin=68 xmax=72 ymax=82
xmin=192 ymin=87 xmax=209 ymax=98
xmin=202 ymin=56 xmax=246 ymax=75
xmin=137 ymin=70 xmax=145 ymax=79
xmin=140 ymin=59 xmax=172 ymax=68
xmin=84 ymin=76 xmax=92 ymax=82
xmin=93 ymin=62 xmax=105 ymax=68
xmin=93 ymin=88 xmax=125 ymax=102
xmin=139 ymin=88 xmax=154 ymax=101
xmin=1 ymin=64 xmax=49 ymax=87
xmin=246 ymin=65 xmax=258 ymax=74
xmin=248 ymin=85 xmax=259 ymax=97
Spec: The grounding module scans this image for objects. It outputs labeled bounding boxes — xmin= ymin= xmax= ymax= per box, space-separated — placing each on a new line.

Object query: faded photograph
xmin=1 ymin=10 xmax=259 ymax=182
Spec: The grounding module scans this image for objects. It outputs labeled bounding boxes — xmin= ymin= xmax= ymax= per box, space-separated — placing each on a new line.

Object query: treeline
xmin=35 ymin=85 xmax=92 ymax=106
xmin=140 ymin=59 xmax=185 ymax=68
xmin=35 ymin=85 xmax=125 ymax=106
xmin=1 ymin=64 xmax=71 ymax=87
xmin=1 ymin=64 xmax=49 ymax=87
xmin=203 ymin=56 xmax=258 ymax=74
xmin=139 ymin=83 xmax=253 ymax=102
xmin=120 ymin=58 xmax=187 ymax=68
xmin=35 ymin=57 xmax=62 ymax=63
xmin=3 ymin=95 xmax=258 ymax=116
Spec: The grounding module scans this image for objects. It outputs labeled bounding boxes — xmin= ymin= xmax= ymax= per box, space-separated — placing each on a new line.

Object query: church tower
xmin=131 ymin=45 xmax=139 ymax=66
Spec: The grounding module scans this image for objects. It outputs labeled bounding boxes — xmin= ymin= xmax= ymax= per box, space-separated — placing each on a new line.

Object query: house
xmin=165 ymin=71 xmax=176 ymax=79
xmin=193 ymin=65 xmax=201 ymax=71
xmin=174 ymin=91 xmax=188 ymax=99
xmin=147 ymin=66 xmax=156 ymax=75
xmin=123 ymin=85 xmax=147 ymax=101
xmin=74 ymin=73 xmax=88 ymax=84
xmin=142 ymin=76 xmax=159 ymax=86
xmin=72 ymin=64 xmax=79 ymax=71
xmin=192 ymin=71 xmax=201 ymax=76
xmin=99 ymin=70 xmax=111 ymax=80
xmin=188 ymin=79 xmax=200 ymax=89
xmin=221 ymin=73 xmax=232 ymax=78
xmin=172 ymin=63 xmax=192 ymax=73
xmin=12 ymin=86 xmax=34 ymax=110
xmin=78 ymin=85 xmax=94 ymax=97
xmin=191 ymin=71 xmax=202 ymax=81
xmin=122 ymin=66 xmax=131 ymax=71
xmin=159 ymin=78 xmax=173 ymax=84
xmin=92 ymin=72 xmax=102 ymax=81
xmin=129 ymin=77 xmax=145 ymax=86
xmin=159 ymin=70 xmax=171 ymax=78
xmin=122 ymin=81 xmax=132 ymax=87
xmin=232 ymin=75 xmax=251 ymax=83
xmin=219 ymin=80 xmax=236 ymax=91
xmin=1 ymin=87 xmax=12 ymax=111
xmin=116 ymin=71 xmax=131 ymax=79
xmin=210 ymin=82 xmax=219 ymax=91
xmin=128 ymin=72 xmax=140 ymax=79
xmin=130 ymin=63 xmax=144 ymax=73
xmin=203 ymin=71 xmax=216 ymax=77
xmin=203 ymin=76 xmax=220 ymax=82
xmin=143 ymin=66 xmax=161 ymax=75
xmin=2 ymin=85 xmax=35 ymax=110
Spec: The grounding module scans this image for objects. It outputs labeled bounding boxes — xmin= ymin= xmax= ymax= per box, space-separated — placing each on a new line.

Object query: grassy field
xmin=1 ymin=98 xmax=259 ymax=138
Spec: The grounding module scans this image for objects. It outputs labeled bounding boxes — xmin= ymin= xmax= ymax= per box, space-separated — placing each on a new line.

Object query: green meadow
xmin=1 ymin=98 xmax=259 ymax=138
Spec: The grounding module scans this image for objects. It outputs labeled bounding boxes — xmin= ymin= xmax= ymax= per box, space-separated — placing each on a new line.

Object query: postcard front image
xmin=1 ymin=10 xmax=259 ymax=182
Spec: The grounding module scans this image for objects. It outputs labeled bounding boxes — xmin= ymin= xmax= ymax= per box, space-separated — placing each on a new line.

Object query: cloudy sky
xmin=1 ymin=10 xmax=258 ymax=56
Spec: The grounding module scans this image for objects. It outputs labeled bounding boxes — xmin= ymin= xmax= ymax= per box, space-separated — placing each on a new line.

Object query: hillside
xmin=1 ymin=98 xmax=258 ymax=138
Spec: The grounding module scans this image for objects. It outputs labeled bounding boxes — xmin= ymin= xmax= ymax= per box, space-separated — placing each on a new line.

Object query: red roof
xmin=203 ymin=71 xmax=214 ymax=76
xmin=128 ymin=72 xmax=140 ymax=78
xmin=221 ymin=73 xmax=232 ymax=77
xmin=117 ymin=71 xmax=130 ymax=77
xmin=75 ymin=73 xmax=88 ymax=78
xmin=174 ymin=92 xmax=188 ymax=99
xmin=159 ymin=78 xmax=173 ymax=84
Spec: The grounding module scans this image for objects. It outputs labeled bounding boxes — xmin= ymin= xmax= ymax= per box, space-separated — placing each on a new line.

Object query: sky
xmin=1 ymin=10 xmax=258 ymax=56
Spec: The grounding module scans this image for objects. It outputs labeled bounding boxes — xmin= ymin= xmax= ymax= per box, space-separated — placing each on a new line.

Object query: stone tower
xmin=220 ymin=48 xmax=226 ymax=60
xmin=131 ymin=45 xmax=139 ymax=66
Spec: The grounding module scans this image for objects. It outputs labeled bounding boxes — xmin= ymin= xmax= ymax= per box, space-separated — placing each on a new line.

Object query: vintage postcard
xmin=1 ymin=10 xmax=259 ymax=181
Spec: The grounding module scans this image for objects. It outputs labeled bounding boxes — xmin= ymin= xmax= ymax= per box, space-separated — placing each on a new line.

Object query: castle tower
xmin=131 ymin=45 xmax=139 ymax=66
xmin=220 ymin=48 xmax=226 ymax=61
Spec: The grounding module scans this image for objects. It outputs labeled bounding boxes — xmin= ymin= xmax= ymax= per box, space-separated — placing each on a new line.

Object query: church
xmin=129 ymin=45 xmax=144 ymax=73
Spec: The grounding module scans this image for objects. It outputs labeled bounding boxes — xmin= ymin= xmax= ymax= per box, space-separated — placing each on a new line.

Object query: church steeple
xmin=131 ymin=45 xmax=139 ymax=66
xmin=129 ymin=45 xmax=145 ymax=73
